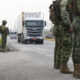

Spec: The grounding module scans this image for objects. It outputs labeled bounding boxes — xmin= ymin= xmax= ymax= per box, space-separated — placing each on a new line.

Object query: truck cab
xmin=23 ymin=19 xmax=45 ymax=44
xmin=17 ymin=12 xmax=46 ymax=44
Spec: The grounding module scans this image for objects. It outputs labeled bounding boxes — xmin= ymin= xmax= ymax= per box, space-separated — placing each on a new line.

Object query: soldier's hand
xmin=69 ymin=27 xmax=73 ymax=33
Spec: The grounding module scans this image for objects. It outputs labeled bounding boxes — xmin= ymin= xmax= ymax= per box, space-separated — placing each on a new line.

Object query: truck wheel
xmin=35 ymin=41 xmax=43 ymax=44
xmin=21 ymin=34 xmax=24 ymax=44
xmin=40 ymin=40 xmax=44 ymax=44
xmin=18 ymin=39 xmax=21 ymax=43
xmin=21 ymin=40 xmax=24 ymax=44
xmin=24 ymin=40 xmax=28 ymax=44
xmin=35 ymin=41 xmax=39 ymax=44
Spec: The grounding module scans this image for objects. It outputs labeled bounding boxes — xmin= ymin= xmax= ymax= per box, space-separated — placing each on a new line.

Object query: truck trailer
xmin=17 ymin=12 xmax=46 ymax=44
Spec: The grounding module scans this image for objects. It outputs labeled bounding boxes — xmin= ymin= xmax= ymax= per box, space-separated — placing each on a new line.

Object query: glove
xmin=69 ymin=27 xmax=73 ymax=33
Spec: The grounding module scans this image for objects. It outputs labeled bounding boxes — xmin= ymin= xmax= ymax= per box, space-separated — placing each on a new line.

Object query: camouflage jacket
xmin=1 ymin=26 xmax=9 ymax=35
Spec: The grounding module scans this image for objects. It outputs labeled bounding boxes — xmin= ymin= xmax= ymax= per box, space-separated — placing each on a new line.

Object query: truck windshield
xmin=10 ymin=32 xmax=17 ymax=35
xmin=25 ymin=20 xmax=44 ymax=27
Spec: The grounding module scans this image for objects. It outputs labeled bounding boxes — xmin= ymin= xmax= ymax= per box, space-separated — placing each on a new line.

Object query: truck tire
xmin=24 ymin=40 xmax=28 ymax=44
xmin=40 ymin=40 xmax=44 ymax=44
xmin=18 ymin=38 xmax=21 ymax=43
xmin=35 ymin=41 xmax=38 ymax=44
xmin=21 ymin=40 xmax=24 ymax=44
xmin=35 ymin=40 xmax=44 ymax=44
xmin=18 ymin=34 xmax=21 ymax=43
xmin=21 ymin=34 xmax=25 ymax=44
xmin=21 ymin=38 xmax=24 ymax=44
xmin=40 ymin=41 xmax=43 ymax=44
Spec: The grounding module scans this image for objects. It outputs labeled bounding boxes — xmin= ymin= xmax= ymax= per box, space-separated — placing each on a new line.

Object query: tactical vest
xmin=66 ymin=0 xmax=80 ymax=21
xmin=69 ymin=0 xmax=80 ymax=15
xmin=1 ymin=26 xmax=9 ymax=35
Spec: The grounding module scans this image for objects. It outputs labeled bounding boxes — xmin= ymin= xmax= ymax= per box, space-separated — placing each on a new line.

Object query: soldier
xmin=1 ymin=20 xmax=9 ymax=52
xmin=49 ymin=0 xmax=73 ymax=73
xmin=67 ymin=0 xmax=80 ymax=78
xmin=59 ymin=0 xmax=73 ymax=73
xmin=49 ymin=0 xmax=62 ymax=69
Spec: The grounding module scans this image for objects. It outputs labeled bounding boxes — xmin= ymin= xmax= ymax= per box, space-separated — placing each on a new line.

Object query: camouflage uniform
xmin=54 ymin=24 xmax=63 ymax=68
xmin=0 ymin=20 xmax=9 ymax=52
xmin=53 ymin=25 xmax=62 ymax=68
xmin=67 ymin=0 xmax=80 ymax=78
xmin=60 ymin=11 xmax=72 ymax=63
xmin=72 ymin=16 xmax=80 ymax=78
xmin=59 ymin=0 xmax=73 ymax=74
xmin=72 ymin=17 xmax=80 ymax=64
xmin=53 ymin=0 xmax=73 ymax=69
xmin=49 ymin=1 xmax=62 ymax=69
xmin=1 ymin=26 xmax=9 ymax=49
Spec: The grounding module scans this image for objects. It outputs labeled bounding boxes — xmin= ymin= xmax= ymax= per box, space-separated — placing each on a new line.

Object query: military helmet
xmin=2 ymin=20 xmax=7 ymax=25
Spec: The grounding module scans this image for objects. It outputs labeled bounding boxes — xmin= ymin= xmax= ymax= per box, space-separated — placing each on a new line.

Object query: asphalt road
xmin=0 ymin=38 xmax=78 ymax=80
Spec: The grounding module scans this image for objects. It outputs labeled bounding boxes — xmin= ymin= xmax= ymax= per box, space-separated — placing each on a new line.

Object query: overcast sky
xmin=0 ymin=0 xmax=53 ymax=29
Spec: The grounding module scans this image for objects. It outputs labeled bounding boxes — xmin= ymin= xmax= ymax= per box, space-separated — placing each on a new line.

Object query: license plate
xmin=33 ymin=37 xmax=36 ymax=40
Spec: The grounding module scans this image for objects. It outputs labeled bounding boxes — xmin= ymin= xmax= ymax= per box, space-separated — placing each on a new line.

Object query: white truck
xmin=17 ymin=12 xmax=46 ymax=44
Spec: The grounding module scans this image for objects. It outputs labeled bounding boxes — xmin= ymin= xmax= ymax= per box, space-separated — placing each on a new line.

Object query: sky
xmin=0 ymin=0 xmax=53 ymax=29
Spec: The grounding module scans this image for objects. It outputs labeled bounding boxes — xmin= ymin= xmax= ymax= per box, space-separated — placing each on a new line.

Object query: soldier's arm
xmin=53 ymin=25 xmax=59 ymax=36
xmin=53 ymin=26 xmax=56 ymax=36
xmin=61 ymin=11 xmax=73 ymax=32
xmin=61 ymin=11 xmax=71 ymax=26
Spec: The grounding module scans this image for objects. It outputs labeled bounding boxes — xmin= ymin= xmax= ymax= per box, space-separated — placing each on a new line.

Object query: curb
xmin=44 ymin=38 xmax=55 ymax=41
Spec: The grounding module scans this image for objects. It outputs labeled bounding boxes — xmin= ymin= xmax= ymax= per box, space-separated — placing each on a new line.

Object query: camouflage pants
xmin=54 ymin=24 xmax=63 ymax=68
xmin=72 ymin=34 xmax=80 ymax=65
xmin=55 ymin=36 xmax=62 ymax=67
xmin=54 ymin=37 xmax=58 ymax=67
xmin=72 ymin=34 xmax=80 ymax=73
xmin=1 ymin=35 xmax=7 ymax=49
xmin=72 ymin=41 xmax=80 ymax=64
xmin=72 ymin=17 xmax=80 ymax=65
xmin=61 ymin=33 xmax=72 ymax=63
xmin=53 ymin=25 xmax=61 ymax=68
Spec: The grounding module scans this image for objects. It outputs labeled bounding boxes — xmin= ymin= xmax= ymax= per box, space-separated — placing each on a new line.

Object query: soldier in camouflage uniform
xmin=67 ymin=0 xmax=80 ymax=78
xmin=1 ymin=20 xmax=9 ymax=52
xmin=49 ymin=0 xmax=73 ymax=73
xmin=59 ymin=0 xmax=73 ymax=73
xmin=49 ymin=0 xmax=62 ymax=69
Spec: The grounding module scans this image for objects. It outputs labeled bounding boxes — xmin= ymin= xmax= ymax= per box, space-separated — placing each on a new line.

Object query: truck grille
xmin=27 ymin=27 xmax=43 ymax=37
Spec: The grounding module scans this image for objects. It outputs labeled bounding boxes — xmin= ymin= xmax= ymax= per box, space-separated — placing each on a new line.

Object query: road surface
xmin=0 ymin=38 xmax=78 ymax=80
